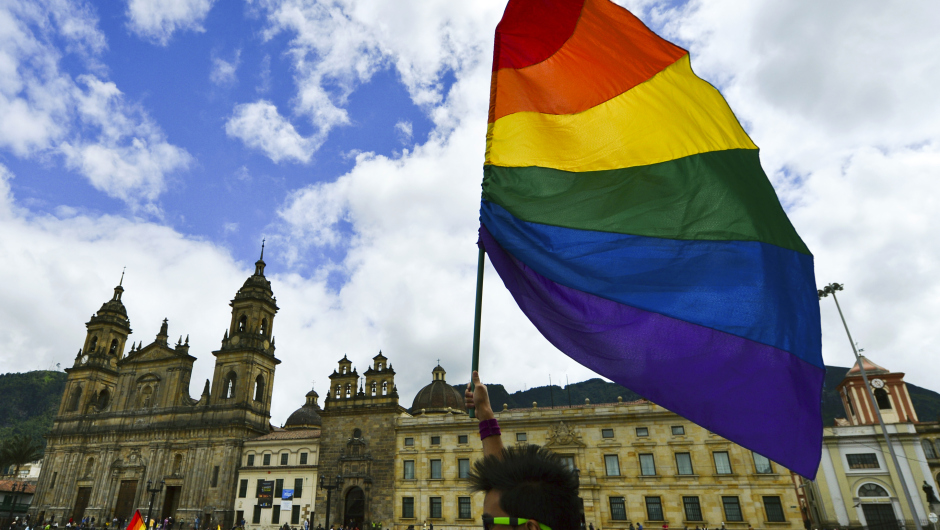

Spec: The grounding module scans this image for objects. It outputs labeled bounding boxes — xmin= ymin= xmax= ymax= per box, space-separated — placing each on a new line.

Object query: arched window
xmin=108 ymin=338 xmax=118 ymax=355
xmin=225 ymin=372 xmax=237 ymax=399
xmin=139 ymin=385 xmax=153 ymax=408
xmin=353 ymin=428 xmax=362 ymax=438
xmin=874 ymin=388 xmax=892 ymax=409
xmin=345 ymin=383 xmax=351 ymax=398
xmin=84 ymin=458 xmax=94 ymax=478
xmin=67 ymin=386 xmax=83 ymax=412
xmin=342 ymin=366 xmax=347 ymax=375
xmin=238 ymin=315 xmax=247 ymax=332
xmin=96 ymin=389 xmax=110 ymax=410
xmin=89 ymin=336 xmax=98 ymax=352
xmin=370 ymin=382 xmax=377 ymax=396
xmin=381 ymin=381 xmax=388 ymax=396
xmin=858 ymin=483 xmax=889 ymax=497
xmin=254 ymin=375 xmax=265 ymax=402
xmin=260 ymin=318 xmax=267 ymax=335
xmin=923 ymin=439 xmax=937 ymax=460
xmin=335 ymin=385 xmax=342 ymax=399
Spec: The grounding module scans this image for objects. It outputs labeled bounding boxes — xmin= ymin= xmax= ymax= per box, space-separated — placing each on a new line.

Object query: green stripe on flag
xmin=483 ymin=149 xmax=810 ymax=255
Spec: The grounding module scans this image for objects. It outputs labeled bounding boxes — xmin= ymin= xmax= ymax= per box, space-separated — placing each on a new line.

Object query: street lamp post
xmin=318 ymin=475 xmax=343 ymax=529
xmin=145 ymin=479 xmax=165 ymax=527
xmin=818 ymin=283 xmax=923 ymax=530
xmin=7 ymin=482 xmax=20 ymax=527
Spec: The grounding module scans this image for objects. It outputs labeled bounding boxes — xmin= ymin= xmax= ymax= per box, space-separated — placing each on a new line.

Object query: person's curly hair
xmin=468 ymin=444 xmax=581 ymax=530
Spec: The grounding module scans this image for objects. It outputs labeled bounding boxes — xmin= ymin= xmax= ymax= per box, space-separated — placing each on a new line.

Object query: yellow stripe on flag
xmin=485 ymin=55 xmax=757 ymax=171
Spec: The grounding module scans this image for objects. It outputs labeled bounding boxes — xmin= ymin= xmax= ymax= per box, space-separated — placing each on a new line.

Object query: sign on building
xmin=258 ymin=481 xmax=274 ymax=508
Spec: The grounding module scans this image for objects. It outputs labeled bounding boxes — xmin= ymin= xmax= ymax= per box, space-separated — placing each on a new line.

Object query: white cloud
xmin=0 ymin=0 xmax=192 ymax=210
xmin=394 ymin=120 xmax=412 ymax=144
xmin=210 ymin=49 xmax=240 ymax=86
xmin=225 ymin=100 xmax=317 ymax=164
xmin=125 ymin=0 xmax=216 ymax=46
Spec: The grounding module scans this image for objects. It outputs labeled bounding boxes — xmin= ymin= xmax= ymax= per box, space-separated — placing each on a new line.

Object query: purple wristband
xmin=479 ymin=418 xmax=501 ymax=440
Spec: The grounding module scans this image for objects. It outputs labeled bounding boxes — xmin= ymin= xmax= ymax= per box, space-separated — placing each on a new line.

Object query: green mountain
xmin=458 ymin=365 xmax=940 ymax=426
xmin=0 ymin=370 xmax=67 ymax=451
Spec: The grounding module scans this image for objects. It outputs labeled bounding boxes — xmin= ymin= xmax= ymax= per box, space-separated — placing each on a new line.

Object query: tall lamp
xmin=318 ymin=475 xmax=343 ymax=529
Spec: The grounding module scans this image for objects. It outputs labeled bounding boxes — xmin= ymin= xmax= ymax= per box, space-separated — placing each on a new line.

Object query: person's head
xmin=469 ymin=444 xmax=580 ymax=530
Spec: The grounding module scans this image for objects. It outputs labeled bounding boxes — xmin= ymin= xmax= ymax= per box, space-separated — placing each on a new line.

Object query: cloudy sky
xmin=1 ymin=0 xmax=938 ymax=425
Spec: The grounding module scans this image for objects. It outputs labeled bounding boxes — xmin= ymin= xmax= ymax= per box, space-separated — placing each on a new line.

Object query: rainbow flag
xmin=127 ymin=511 xmax=146 ymax=530
xmin=479 ymin=0 xmax=823 ymax=478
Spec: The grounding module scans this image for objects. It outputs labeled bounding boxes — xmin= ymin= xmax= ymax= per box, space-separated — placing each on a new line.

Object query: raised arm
xmin=465 ymin=370 xmax=504 ymax=457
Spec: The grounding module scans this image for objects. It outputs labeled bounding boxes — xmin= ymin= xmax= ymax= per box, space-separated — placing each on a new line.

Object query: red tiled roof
xmin=0 ymin=480 xmax=36 ymax=494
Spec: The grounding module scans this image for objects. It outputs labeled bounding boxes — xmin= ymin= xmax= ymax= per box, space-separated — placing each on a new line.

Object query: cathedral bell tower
xmin=837 ymin=356 xmax=918 ymax=426
xmin=60 ymin=281 xmax=132 ymax=416
xmin=211 ymin=245 xmax=280 ymax=429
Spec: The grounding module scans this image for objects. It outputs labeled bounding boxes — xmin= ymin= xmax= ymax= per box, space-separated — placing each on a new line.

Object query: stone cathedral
xmin=30 ymin=255 xmax=281 ymax=529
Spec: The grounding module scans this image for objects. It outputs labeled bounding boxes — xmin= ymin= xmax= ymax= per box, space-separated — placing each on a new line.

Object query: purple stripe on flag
xmin=480 ymin=224 xmax=824 ymax=478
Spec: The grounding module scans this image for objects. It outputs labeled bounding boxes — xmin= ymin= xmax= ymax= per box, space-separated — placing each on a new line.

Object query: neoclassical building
xmin=800 ymin=358 xmax=940 ymax=529
xmin=30 ymin=256 xmax=281 ymax=529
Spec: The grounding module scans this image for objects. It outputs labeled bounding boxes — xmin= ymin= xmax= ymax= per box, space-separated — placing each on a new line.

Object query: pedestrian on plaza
xmin=629 ymin=524 xmax=634 ymax=530
xmin=637 ymin=523 xmax=643 ymax=530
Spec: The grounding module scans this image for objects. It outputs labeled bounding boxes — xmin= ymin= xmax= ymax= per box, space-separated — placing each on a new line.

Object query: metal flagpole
xmin=819 ymin=283 xmax=923 ymax=530
xmin=469 ymin=247 xmax=486 ymax=419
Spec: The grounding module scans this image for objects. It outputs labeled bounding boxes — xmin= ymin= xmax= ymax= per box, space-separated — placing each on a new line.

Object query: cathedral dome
xmin=284 ymin=388 xmax=322 ymax=428
xmin=410 ymin=365 xmax=466 ymax=415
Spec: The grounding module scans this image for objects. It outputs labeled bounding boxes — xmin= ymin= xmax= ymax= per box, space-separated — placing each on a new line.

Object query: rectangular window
xmin=683 ymin=496 xmax=703 ymax=521
xmin=675 ymin=452 xmax=694 ymax=475
xmin=431 ymin=435 xmax=441 ymax=445
xmin=252 ymin=506 xmax=261 ymax=524
xmin=458 ymin=459 xmax=470 ymax=479
xmin=846 ymin=453 xmax=879 ymax=469
xmin=604 ymin=455 xmax=621 ymax=476
xmin=713 ymin=451 xmax=732 ymax=474
xmin=256 ymin=479 xmax=264 ymax=498
xmin=211 ymin=466 xmax=220 ymax=487
xmin=430 ymin=459 xmax=442 ymax=479
xmin=516 ymin=433 xmax=527 ymax=442
xmin=402 ymin=497 xmax=415 ymax=519
xmin=238 ymin=479 xmax=248 ymax=498
xmin=645 ymin=497 xmax=664 ymax=521
xmin=404 ymin=437 xmax=414 ymax=446
xmin=430 ymin=497 xmax=442 ymax=519
xmin=247 ymin=455 xmax=255 ymax=467
xmin=458 ymin=435 xmax=469 ymax=444
xmin=294 ymin=478 xmax=303 ymax=499
xmin=274 ymin=478 xmax=283 ymax=498
xmin=263 ymin=454 xmax=271 ymax=466
xmin=458 ymin=497 xmax=472 ymax=519
xmin=602 ymin=428 xmax=615 ymax=439
xmin=763 ymin=496 xmax=786 ymax=522
xmin=639 ymin=453 xmax=656 ymax=476
xmin=271 ymin=506 xmax=280 ymax=525
xmin=300 ymin=453 xmax=308 ymax=465
xmin=291 ymin=505 xmax=300 ymax=525
xmin=672 ymin=425 xmax=685 ymax=436
xmin=722 ymin=497 xmax=744 ymax=522
xmin=636 ymin=427 xmax=649 ymax=437
xmin=753 ymin=453 xmax=774 ymax=474
xmin=609 ymin=497 xmax=627 ymax=521
xmin=560 ymin=455 xmax=576 ymax=471
xmin=404 ymin=460 xmax=415 ymax=480
xmin=280 ymin=453 xmax=289 ymax=466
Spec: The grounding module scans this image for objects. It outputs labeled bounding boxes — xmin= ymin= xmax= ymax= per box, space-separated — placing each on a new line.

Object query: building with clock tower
xmin=30 ymin=253 xmax=280 ymax=530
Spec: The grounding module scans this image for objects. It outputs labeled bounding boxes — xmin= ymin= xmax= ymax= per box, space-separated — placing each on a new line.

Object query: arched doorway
xmin=344 ymin=487 xmax=365 ymax=529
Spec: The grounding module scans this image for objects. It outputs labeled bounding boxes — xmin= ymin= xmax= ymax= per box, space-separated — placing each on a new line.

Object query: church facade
xmin=29 ymin=256 xmax=281 ymax=529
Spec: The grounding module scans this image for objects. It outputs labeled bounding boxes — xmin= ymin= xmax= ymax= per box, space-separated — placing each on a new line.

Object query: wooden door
xmin=114 ymin=480 xmax=139 ymax=521
xmin=160 ymin=486 xmax=180 ymax=522
xmin=72 ymin=487 xmax=92 ymax=521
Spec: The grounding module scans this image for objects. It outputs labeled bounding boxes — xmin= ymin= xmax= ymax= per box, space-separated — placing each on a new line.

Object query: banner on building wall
xmin=281 ymin=488 xmax=294 ymax=511
xmin=258 ymin=481 xmax=274 ymax=508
